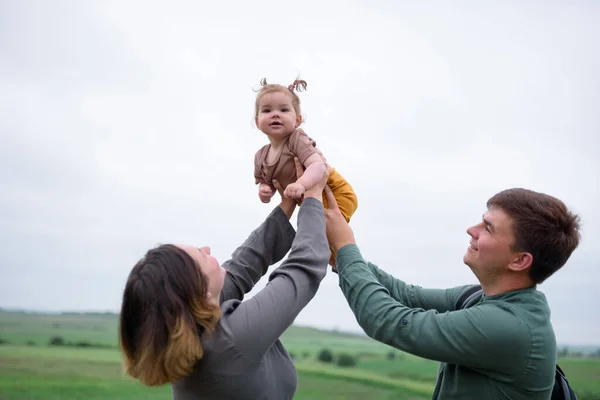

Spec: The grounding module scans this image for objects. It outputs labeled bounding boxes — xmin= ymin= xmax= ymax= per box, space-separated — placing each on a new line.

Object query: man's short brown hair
xmin=487 ymin=188 xmax=581 ymax=283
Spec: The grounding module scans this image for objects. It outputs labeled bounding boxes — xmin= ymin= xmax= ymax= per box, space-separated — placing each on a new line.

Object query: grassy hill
xmin=0 ymin=309 xmax=373 ymax=348
xmin=0 ymin=310 xmax=599 ymax=400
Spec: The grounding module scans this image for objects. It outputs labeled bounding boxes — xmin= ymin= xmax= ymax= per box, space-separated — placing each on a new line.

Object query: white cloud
xmin=1 ymin=0 xmax=598 ymax=345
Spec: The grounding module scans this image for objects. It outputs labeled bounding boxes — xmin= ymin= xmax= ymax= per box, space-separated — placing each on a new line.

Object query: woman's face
xmin=176 ymin=245 xmax=226 ymax=303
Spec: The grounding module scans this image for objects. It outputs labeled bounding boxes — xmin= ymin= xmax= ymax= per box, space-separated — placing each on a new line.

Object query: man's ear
xmin=508 ymin=252 xmax=533 ymax=273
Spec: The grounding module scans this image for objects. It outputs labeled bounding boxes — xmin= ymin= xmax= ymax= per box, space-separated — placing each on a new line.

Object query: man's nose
xmin=466 ymin=225 xmax=477 ymax=238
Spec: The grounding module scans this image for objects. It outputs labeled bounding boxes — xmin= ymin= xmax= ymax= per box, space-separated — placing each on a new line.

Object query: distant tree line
xmin=0 ymin=335 xmax=114 ymax=348
xmin=2 ymin=335 xmax=599 ymax=363
xmin=59 ymin=312 xmax=118 ymax=317
xmin=48 ymin=335 xmax=113 ymax=349
xmin=557 ymin=346 xmax=600 ymax=359
xmin=287 ymin=348 xmax=403 ymax=368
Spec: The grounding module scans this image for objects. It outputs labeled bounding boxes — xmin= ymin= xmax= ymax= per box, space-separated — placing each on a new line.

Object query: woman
xmin=119 ymin=163 xmax=330 ymax=400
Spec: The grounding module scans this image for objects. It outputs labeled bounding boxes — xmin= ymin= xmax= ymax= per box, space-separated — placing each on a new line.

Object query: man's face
xmin=464 ymin=207 xmax=519 ymax=279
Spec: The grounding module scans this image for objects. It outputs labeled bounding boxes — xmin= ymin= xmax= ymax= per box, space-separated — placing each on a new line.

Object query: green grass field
xmin=1 ymin=310 xmax=599 ymax=400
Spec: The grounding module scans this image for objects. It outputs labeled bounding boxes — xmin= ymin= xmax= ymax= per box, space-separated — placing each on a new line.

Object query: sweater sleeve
xmin=219 ymin=205 xmax=296 ymax=303
xmin=287 ymin=129 xmax=319 ymax=165
xmin=226 ymin=198 xmax=330 ymax=360
xmin=336 ymin=245 xmax=530 ymax=375
xmin=366 ymin=262 xmax=471 ymax=313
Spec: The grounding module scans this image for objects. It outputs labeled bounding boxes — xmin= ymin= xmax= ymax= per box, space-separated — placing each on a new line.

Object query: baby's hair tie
xmin=288 ymin=79 xmax=307 ymax=93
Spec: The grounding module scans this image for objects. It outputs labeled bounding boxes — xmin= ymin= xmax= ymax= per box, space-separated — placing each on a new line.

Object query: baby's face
xmin=255 ymin=91 xmax=301 ymax=140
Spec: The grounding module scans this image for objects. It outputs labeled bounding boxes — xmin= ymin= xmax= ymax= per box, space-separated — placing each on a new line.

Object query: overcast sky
xmin=1 ymin=0 xmax=598 ymax=345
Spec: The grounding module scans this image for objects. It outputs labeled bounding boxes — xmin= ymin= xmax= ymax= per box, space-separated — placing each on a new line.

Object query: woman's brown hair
xmin=119 ymin=244 xmax=221 ymax=386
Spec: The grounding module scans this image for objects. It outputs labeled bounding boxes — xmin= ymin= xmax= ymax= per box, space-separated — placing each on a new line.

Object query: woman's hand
xmin=273 ymin=157 xmax=305 ymax=219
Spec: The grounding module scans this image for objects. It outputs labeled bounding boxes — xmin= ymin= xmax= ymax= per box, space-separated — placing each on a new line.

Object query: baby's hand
xmin=259 ymin=183 xmax=274 ymax=203
xmin=284 ymin=182 xmax=306 ymax=200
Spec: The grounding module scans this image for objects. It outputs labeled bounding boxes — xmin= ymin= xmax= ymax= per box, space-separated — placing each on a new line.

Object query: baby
xmin=253 ymin=78 xmax=358 ymax=262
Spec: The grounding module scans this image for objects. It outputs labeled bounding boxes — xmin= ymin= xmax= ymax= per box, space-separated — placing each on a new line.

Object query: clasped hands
xmin=272 ymin=158 xmax=356 ymax=271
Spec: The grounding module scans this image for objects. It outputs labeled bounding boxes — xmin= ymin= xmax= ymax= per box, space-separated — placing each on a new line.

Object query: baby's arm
xmin=284 ymin=153 xmax=327 ymax=199
xmin=255 ymin=148 xmax=275 ymax=203
xmin=258 ymin=183 xmax=275 ymax=203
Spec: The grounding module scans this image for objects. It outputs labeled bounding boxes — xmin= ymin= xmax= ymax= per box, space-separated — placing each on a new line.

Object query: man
xmin=324 ymin=187 xmax=580 ymax=399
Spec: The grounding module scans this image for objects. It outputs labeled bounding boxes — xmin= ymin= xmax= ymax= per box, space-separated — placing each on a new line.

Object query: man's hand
xmin=284 ymin=182 xmax=306 ymax=200
xmin=258 ymin=183 xmax=274 ymax=203
xmin=304 ymin=162 xmax=329 ymax=201
xmin=324 ymin=186 xmax=356 ymax=258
